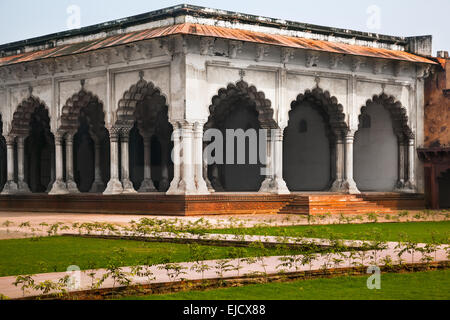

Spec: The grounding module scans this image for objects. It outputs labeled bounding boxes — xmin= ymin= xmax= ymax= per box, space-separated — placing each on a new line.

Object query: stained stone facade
xmin=0 ymin=5 xmax=438 ymax=197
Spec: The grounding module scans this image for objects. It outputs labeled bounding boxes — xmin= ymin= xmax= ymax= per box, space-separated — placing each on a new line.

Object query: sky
xmin=0 ymin=0 xmax=448 ymax=55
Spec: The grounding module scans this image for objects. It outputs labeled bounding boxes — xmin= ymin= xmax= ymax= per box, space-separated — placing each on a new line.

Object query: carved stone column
xmin=121 ymin=128 xmax=136 ymax=194
xmin=17 ymin=136 xmax=30 ymax=193
xmin=138 ymin=134 xmax=156 ymax=192
xmin=1 ymin=136 xmax=18 ymax=194
xmin=167 ymin=124 xmax=182 ymax=195
xmin=330 ymin=133 xmax=346 ymax=192
xmin=342 ymin=132 xmax=360 ymax=194
xmin=193 ymin=122 xmax=209 ymax=194
xmin=65 ymin=133 xmax=79 ymax=193
xmin=159 ymin=137 xmax=170 ymax=192
xmin=394 ymin=136 xmax=407 ymax=191
xmin=103 ymin=128 xmax=123 ymax=195
xmin=178 ymin=122 xmax=197 ymax=194
xmin=405 ymin=137 xmax=416 ymax=192
xmin=90 ymin=139 xmax=105 ymax=193
xmin=259 ymin=129 xmax=274 ymax=193
xmin=271 ymin=128 xmax=290 ymax=194
xmin=49 ymin=133 xmax=69 ymax=195
xmin=203 ymin=140 xmax=214 ymax=193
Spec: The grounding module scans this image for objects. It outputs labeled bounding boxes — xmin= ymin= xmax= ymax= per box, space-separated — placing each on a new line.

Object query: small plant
xmin=13 ymin=275 xmax=35 ymax=297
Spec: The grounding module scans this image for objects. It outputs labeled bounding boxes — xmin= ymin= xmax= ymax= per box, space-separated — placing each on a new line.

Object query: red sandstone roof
xmin=0 ymin=23 xmax=436 ymax=67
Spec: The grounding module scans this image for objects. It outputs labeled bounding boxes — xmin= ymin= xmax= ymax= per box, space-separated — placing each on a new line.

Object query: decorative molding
xmin=305 ymin=51 xmax=319 ymax=68
xmin=372 ymin=59 xmax=387 ymax=75
xmin=255 ymin=44 xmax=269 ymax=62
xmin=351 ymin=56 xmax=365 ymax=72
xmin=228 ymin=40 xmax=243 ymax=59
xmin=329 ymin=54 xmax=344 ymax=70
xmin=281 ymin=47 xmax=294 ymax=64
xmin=200 ymin=37 xmax=215 ymax=56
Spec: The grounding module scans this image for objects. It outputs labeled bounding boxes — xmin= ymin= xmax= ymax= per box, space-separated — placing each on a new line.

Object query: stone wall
xmin=424 ymin=55 xmax=450 ymax=147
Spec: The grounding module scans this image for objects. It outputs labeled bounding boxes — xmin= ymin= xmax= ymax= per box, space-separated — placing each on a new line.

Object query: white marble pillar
xmin=1 ymin=136 xmax=18 ymax=194
xmin=65 ymin=133 xmax=79 ymax=193
xmin=259 ymin=130 xmax=274 ymax=193
xmin=17 ymin=136 xmax=30 ymax=193
xmin=330 ymin=134 xmax=345 ymax=192
xmin=121 ymin=129 xmax=137 ymax=194
xmin=178 ymin=122 xmax=197 ymax=194
xmin=193 ymin=122 xmax=209 ymax=194
xmin=203 ymin=142 xmax=215 ymax=193
xmin=271 ymin=128 xmax=290 ymax=194
xmin=103 ymin=128 xmax=123 ymax=195
xmin=167 ymin=125 xmax=182 ymax=195
xmin=405 ymin=137 xmax=416 ymax=191
xmin=49 ymin=133 xmax=69 ymax=195
xmin=394 ymin=137 xmax=406 ymax=191
xmin=343 ymin=132 xmax=360 ymax=194
xmin=90 ymin=140 xmax=105 ymax=193
xmin=139 ymin=134 xmax=156 ymax=192
xmin=159 ymin=139 xmax=170 ymax=192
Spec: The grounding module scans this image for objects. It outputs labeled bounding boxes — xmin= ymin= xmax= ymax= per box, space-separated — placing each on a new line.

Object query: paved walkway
xmin=0 ymin=232 xmax=448 ymax=299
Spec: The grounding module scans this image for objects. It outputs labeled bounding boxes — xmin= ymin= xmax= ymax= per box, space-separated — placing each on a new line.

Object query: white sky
xmin=0 ymin=0 xmax=448 ymax=54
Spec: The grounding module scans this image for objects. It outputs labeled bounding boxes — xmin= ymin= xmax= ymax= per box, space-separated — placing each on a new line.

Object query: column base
xmin=205 ymin=177 xmax=215 ymax=193
xmin=259 ymin=178 xmax=290 ymax=195
xmin=210 ymin=177 xmax=224 ymax=192
xmin=342 ymin=179 xmax=360 ymax=194
xmin=103 ymin=179 xmax=123 ymax=195
xmin=1 ymin=181 xmax=18 ymax=195
xmin=177 ymin=179 xmax=200 ymax=195
xmin=67 ymin=180 xmax=80 ymax=194
xmin=122 ymin=179 xmax=137 ymax=194
xmin=403 ymin=180 xmax=417 ymax=193
xmin=195 ymin=178 xmax=210 ymax=195
xmin=138 ymin=179 xmax=157 ymax=193
xmin=48 ymin=180 xmax=69 ymax=195
xmin=17 ymin=180 xmax=31 ymax=194
xmin=167 ymin=177 xmax=182 ymax=195
xmin=90 ymin=180 xmax=105 ymax=193
xmin=159 ymin=178 xmax=170 ymax=192
xmin=329 ymin=179 xmax=346 ymax=193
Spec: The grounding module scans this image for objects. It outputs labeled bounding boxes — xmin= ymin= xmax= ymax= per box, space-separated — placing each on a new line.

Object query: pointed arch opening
xmin=205 ymin=80 xmax=277 ymax=192
xmin=61 ymin=90 xmax=110 ymax=193
xmin=354 ymin=93 xmax=413 ymax=191
xmin=116 ymin=79 xmax=173 ymax=192
xmin=11 ymin=97 xmax=55 ymax=193
xmin=284 ymin=88 xmax=348 ymax=191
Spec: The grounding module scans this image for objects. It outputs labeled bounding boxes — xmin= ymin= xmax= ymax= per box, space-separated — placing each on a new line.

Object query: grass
xmin=122 ymin=269 xmax=450 ymax=300
xmin=207 ymin=221 xmax=450 ymax=244
xmin=0 ymin=236 xmax=306 ymax=277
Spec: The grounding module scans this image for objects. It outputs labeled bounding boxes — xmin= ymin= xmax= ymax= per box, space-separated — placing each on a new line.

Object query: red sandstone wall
xmin=424 ymin=58 xmax=450 ymax=147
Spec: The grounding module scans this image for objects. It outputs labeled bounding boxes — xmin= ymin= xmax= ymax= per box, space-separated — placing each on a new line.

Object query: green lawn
xmin=207 ymin=221 xmax=450 ymax=243
xmin=123 ymin=269 xmax=450 ymax=300
xmin=0 ymin=236 xmax=305 ymax=277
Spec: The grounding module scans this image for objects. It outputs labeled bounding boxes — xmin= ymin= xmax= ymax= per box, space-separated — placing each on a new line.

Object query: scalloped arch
xmin=116 ymin=79 xmax=169 ymax=135
xmin=10 ymin=96 xmax=50 ymax=137
xmin=206 ymin=80 xmax=277 ymax=130
xmin=289 ymin=87 xmax=348 ymax=137
xmin=359 ymin=93 xmax=413 ymax=140
xmin=60 ymin=89 xmax=105 ymax=134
